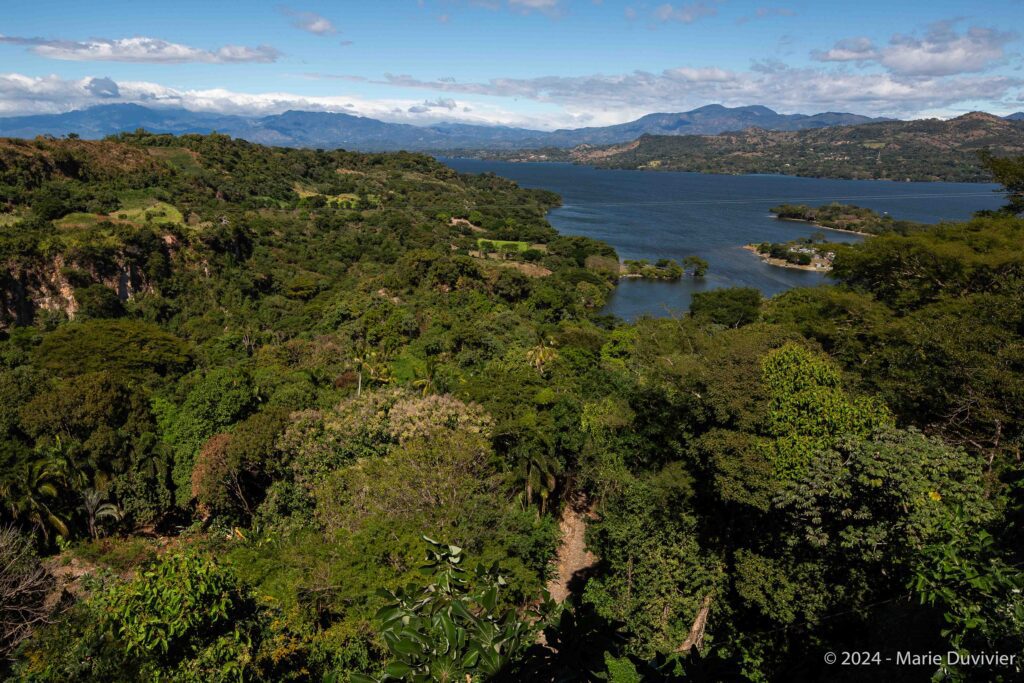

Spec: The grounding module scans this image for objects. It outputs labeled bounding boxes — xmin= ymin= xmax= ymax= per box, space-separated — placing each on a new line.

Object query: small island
xmin=745 ymin=236 xmax=837 ymax=271
xmin=620 ymin=255 xmax=708 ymax=280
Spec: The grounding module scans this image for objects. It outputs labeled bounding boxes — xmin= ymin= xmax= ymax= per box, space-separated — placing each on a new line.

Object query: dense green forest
xmin=0 ymin=133 xmax=1022 ymax=682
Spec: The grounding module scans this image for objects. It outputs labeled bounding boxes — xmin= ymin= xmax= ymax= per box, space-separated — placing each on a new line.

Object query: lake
xmin=442 ymin=159 xmax=1005 ymax=320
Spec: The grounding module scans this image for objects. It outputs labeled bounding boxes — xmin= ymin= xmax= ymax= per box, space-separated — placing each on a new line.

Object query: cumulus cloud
xmin=814 ymin=22 xmax=1016 ymax=76
xmin=85 ymin=76 xmax=119 ymax=98
xmin=0 ymin=34 xmax=280 ymax=63
xmin=0 ymin=72 xmax=546 ymax=127
xmin=279 ymin=7 xmax=337 ymax=35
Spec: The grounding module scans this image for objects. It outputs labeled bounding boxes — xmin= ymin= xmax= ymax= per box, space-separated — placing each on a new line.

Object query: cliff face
xmin=0 ymin=248 xmax=165 ymax=328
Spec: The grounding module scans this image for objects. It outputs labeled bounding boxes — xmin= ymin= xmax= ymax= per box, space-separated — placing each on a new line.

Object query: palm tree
xmin=351 ymin=341 xmax=392 ymax=397
xmin=80 ymin=481 xmax=123 ymax=540
xmin=523 ymin=452 xmax=559 ymax=515
xmin=411 ymin=357 xmax=438 ymax=397
xmin=8 ymin=459 xmax=69 ymax=544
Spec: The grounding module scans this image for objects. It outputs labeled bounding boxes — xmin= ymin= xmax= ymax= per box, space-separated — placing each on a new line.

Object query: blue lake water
xmin=442 ymin=159 xmax=1005 ymax=320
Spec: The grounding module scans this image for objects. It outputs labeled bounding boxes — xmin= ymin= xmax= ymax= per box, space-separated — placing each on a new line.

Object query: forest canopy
xmin=0 ymin=134 xmax=1021 ymax=682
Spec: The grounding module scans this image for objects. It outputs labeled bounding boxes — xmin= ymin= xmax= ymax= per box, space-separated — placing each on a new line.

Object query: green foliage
xmin=33 ymin=320 xmax=192 ymax=379
xmin=771 ymin=202 xmax=926 ymax=235
xmin=690 ymin=287 xmax=762 ymax=327
xmin=912 ymin=514 xmax=1024 ymax=679
xmin=13 ymin=552 xmax=316 ymax=682
xmin=3 ymin=134 xmax=1024 ymax=683
xmin=159 ymin=366 xmax=256 ymax=506
xmin=759 ymin=343 xmax=892 ymax=479
xmin=362 ymin=537 xmax=540 ymax=682
xmin=980 ymin=150 xmax=1024 ymax=214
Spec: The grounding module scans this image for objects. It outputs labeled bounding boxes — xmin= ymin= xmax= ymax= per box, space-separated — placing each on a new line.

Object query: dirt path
xmin=547 ymin=496 xmax=598 ymax=603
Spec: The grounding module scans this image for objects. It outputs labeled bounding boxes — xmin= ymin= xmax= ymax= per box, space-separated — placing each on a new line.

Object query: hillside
xmin=564 ymin=112 xmax=1024 ymax=181
xmin=540 ymin=104 xmax=889 ymax=146
xmin=2 ymin=133 xmax=1024 ymax=681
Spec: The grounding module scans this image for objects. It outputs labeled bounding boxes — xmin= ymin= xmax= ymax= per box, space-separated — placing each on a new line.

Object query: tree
xmin=0 ymin=526 xmax=55 ymax=658
xmin=682 ymin=255 xmax=709 ymax=277
xmin=690 ymin=287 xmax=761 ymax=327
xmin=912 ymin=514 xmax=1024 ymax=680
xmin=357 ymin=537 xmax=541 ymax=682
xmin=979 ymin=151 xmax=1024 ymax=214
xmin=74 ymin=285 xmax=125 ymax=320
xmin=13 ymin=552 xmax=316 ymax=682
xmin=3 ymin=457 xmax=69 ymax=544
xmin=80 ymin=476 xmax=123 ymax=540
xmin=526 ymin=337 xmax=559 ymax=373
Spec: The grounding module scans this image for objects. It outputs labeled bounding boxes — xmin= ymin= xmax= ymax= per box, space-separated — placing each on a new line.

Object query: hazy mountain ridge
xmin=563 ymin=112 xmax=1024 ymax=182
xmin=0 ymin=103 xmax=911 ymax=151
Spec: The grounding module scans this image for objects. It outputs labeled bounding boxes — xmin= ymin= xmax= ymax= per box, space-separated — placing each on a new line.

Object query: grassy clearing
xmin=148 ymin=146 xmax=204 ymax=175
xmin=115 ymin=201 xmax=184 ymax=225
xmin=477 ymin=238 xmax=530 ymax=253
xmin=55 ymin=198 xmax=184 ymax=229
xmin=54 ymin=212 xmax=107 ymax=228
xmin=294 ymin=185 xmax=380 ymax=208
xmin=0 ymin=213 xmax=23 ymax=228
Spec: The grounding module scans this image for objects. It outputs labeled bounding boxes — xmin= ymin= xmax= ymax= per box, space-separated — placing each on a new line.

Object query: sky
xmin=1 ymin=0 xmax=1022 ymax=129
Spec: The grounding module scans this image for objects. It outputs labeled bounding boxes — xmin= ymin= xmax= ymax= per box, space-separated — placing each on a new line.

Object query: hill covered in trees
xmin=0 ymin=134 xmax=1022 ymax=681
xmin=475 ymin=112 xmax=1024 ymax=182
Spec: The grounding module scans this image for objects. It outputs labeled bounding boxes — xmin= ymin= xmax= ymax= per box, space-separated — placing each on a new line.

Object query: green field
xmin=477 ymin=238 xmax=529 ymax=252
xmin=55 ymin=198 xmax=184 ymax=229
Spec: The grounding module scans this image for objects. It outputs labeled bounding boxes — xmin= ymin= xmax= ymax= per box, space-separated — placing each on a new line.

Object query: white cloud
xmin=0 ymin=34 xmax=279 ymax=64
xmin=0 ymin=72 xmax=554 ymax=127
xmin=0 ymin=60 xmax=1020 ymax=129
xmin=350 ymin=62 xmax=1021 ymax=121
xmin=278 ymin=7 xmax=337 ymax=35
xmin=814 ymin=22 xmax=1016 ymax=76
xmin=653 ymin=2 xmax=718 ymax=24
xmin=812 ymin=37 xmax=878 ymax=63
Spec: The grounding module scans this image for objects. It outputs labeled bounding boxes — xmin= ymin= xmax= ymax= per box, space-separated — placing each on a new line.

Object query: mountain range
xmin=559 ymin=111 xmax=1024 ymax=182
xmin=0 ymin=103 xmax=893 ymax=151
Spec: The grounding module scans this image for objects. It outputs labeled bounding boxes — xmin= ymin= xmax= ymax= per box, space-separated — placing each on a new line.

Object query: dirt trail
xmin=547 ymin=495 xmax=598 ymax=603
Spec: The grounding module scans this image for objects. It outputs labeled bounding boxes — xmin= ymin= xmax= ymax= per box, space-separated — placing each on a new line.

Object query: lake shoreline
xmin=442 ymin=157 xmax=1001 ymax=320
xmin=742 ymin=244 xmax=832 ymax=272
xmin=772 ymin=216 xmax=873 ymax=237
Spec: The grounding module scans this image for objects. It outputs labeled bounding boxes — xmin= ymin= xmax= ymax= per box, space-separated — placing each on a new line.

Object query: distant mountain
xmin=541 ymin=105 xmax=890 ymax=146
xmin=0 ymin=103 xmax=896 ymax=151
xmin=1007 ymin=112 xmax=1024 ymax=121
xmin=562 ymin=112 xmax=1024 ymax=182
xmin=0 ymin=104 xmax=252 ymax=139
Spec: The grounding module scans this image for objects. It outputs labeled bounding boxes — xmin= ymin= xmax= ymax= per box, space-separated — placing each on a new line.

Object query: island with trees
xmin=620 ymin=255 xmax=708 ymax=280
xmin=0 ymin=133 xmax=1022 ymax=682
xmin=746 ymin=235 xmax=838 ymax=270
xmin=770 ymin=202 xmax=929 ymax=235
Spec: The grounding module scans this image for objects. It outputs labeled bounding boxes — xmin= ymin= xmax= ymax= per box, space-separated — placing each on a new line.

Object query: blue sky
xmin=1 ymin=0 xmax=1021 ymax=128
